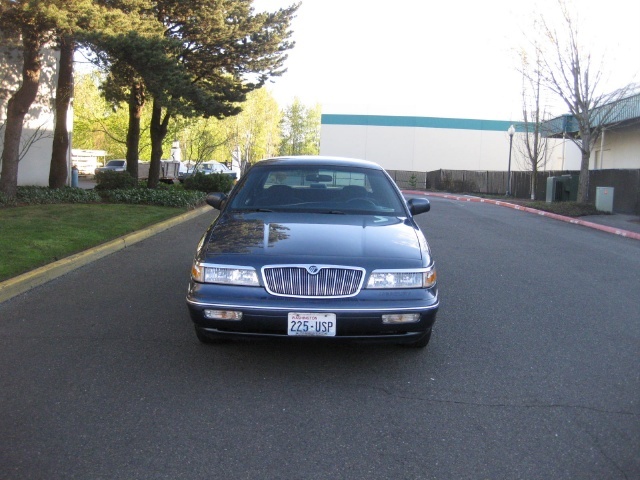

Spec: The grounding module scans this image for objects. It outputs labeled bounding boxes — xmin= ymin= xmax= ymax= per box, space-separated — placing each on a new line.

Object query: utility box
xmin=546 ymin=177 xmax=559 ymax=202
xmin=596 ymin=187 xmax=614 ymax=213
xmin=563 ymin=175 xmax=579 ymax=201
xmin=546 ymin=175 xmax=579 ymax=203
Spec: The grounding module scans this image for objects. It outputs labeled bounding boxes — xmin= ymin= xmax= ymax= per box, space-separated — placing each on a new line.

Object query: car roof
xmin=255 ymin=156 xmax=385 ymax=170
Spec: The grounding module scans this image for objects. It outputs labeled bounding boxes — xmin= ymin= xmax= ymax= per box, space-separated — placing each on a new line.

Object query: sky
xmin=253 ymin=0 xmax=640 ymax=121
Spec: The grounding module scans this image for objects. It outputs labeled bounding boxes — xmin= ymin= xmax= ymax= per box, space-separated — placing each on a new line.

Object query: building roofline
xmin=542 ymin=91 xmax=640 ymax=137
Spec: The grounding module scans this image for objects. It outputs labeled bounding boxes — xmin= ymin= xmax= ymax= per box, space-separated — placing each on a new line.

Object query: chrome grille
xmin=262 ymin=265 xmax=365 ymax=298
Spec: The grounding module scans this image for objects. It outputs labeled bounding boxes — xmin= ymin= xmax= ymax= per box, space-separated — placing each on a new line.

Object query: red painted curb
xmin=403 ymin=190 xmax=640 ymax=241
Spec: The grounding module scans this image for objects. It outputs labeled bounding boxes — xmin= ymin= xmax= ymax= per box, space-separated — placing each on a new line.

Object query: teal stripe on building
xmin=321 ymin=114 xmax=513 ymax=132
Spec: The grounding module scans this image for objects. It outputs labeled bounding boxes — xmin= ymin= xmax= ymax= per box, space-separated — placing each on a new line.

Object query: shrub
xmin=9 ymin=186 xmax=101 ymax=205
xmin=0 ymin=192 xmax=17 ymax=208
xmin=408 ymin=173 xmax=418 ymax=189
xmin=98 ymin=187 xmax=206 ymax=208
xmin=137 ymin=179 xmax=173 ymax=189
xmin=0 ymin=184 xmax=205 ymax=209
xmin=523 ymin=201 xmax=602 ymax=217
xmin=183 ymin=172 xmax=234 ymax=193
xmin=95 ymin=170 xmax=137 ymax=190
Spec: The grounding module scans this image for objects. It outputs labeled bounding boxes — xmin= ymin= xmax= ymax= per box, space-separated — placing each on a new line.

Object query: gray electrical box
xmin=596 ymin=187 xmax=614 ymax=213
xmin=546 ymin=175 xmax=578 ymax=203
xmin=546 ymin=177 xmax=557 ymax=203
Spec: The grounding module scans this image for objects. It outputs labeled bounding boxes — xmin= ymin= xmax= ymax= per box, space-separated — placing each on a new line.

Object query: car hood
xmin=202 ymin=211 xmax=429 ymax=266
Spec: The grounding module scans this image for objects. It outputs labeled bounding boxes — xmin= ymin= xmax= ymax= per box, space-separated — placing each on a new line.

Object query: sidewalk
xmin=579 ymin=212 xmax=640 ymax=234
xmin=405 ymin=190 xmax=640 ymax=240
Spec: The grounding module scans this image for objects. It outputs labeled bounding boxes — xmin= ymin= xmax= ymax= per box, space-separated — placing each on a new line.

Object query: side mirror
xmin=407 ymin=197 xmax=430 ymax=216
xmin=206 ymin=192 xmax=227 ymax=210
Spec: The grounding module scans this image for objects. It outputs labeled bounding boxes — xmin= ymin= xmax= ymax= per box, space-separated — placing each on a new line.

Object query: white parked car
xmin=95 ymin=159 xmax=126 ymax=174
xmin=178 ymin=161 xmax=237 ymax=182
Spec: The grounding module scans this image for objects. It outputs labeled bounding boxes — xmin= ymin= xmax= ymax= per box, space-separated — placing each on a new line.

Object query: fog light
xmin=203 ymin=310 xmax=242 ymax=321
xmin=382 ymin=313 xmax=420 ymax=324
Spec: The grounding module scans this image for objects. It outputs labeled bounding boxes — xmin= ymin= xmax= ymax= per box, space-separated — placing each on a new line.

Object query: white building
xmin=319 ymin=93 xmax=640 ymax=175
xmin=319 ymin=113 xmax=582 ymax=173
xmin=0 ymin=43 xmax=67 ymax=187
xmin=543 ymin=93 xmax=640 ymax=170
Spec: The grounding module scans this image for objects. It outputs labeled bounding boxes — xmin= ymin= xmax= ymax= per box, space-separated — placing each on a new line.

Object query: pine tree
xmin=87 ymin=0 xmax=298 ymax=188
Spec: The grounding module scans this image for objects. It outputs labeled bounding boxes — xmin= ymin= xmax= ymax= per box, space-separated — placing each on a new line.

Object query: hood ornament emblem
xmin=307 ymin=265 xmax=320 ymax=275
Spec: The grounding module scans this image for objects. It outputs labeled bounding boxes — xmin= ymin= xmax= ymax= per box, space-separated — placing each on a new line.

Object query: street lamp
xmin=506 ymin=124 xmax=515 ymax=196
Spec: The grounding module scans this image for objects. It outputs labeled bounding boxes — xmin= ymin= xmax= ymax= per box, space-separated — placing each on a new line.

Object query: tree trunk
xmin=530 ymin=166 xmax=538 ymax=201
xmin=577 ymin=149 xmax=590 ymax=204
xmin=0 ymin=29 xmax=42 ymax=199
xmin=49 ymin=37 xmax=74 ymax=189
xmin=126 ymin=81 xmax=145 ymax=184
xmin=148 ymin=98 xmax=170 ymax=189
xmin=576 ymin=130 xmax=591 ymax=204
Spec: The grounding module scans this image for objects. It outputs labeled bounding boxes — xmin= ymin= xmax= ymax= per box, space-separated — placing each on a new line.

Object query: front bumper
xmin=186 ymin=282 xmax=439 ymax=343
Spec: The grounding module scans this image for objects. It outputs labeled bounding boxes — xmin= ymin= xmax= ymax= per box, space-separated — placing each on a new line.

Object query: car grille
xmin=263 ymin=265 xmax=365 ymax=298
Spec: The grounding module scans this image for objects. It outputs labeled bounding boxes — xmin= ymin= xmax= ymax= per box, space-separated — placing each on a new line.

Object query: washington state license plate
xmin=287 ymin=313 xmax=336 ymax=336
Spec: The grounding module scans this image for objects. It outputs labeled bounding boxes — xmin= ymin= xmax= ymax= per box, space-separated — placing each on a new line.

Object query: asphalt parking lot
xmin=1 ymin=194 xmax=639 ymax=479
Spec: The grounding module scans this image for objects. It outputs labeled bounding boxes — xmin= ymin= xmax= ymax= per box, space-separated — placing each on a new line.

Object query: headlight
xmin=366 ymin=266 xmax=436 ymax=289
xmin=191 ymin=263 xmax=259 ymax=286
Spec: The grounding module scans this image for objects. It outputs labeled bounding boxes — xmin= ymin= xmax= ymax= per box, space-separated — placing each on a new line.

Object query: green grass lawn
xmin=0 ymin=204 xmax=186 ymax=282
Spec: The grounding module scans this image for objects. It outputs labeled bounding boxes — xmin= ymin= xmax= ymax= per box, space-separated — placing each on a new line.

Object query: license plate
xmin=287 ymin=313 xmax=336 ymax=336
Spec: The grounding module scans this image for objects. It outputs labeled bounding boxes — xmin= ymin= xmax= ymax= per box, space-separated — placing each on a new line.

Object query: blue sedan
xmin=186 ymin=156 xmax=438 ymax=347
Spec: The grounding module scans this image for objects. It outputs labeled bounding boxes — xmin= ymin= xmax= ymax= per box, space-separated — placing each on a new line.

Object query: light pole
xmin=506 ymin=124 xmax=515 ymax=196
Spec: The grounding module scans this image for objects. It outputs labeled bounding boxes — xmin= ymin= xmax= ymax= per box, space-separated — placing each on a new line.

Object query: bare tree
xmin=535 ymin=0 xmax=636 ymax=203
xmin=516 ymin=46 xmax=550 ymax=200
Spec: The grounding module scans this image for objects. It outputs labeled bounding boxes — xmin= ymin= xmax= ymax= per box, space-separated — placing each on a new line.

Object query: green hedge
xmin=183 ymin=172 xmax=234 ymax=193
xmin=98 ymin=188 xmax=206 ymax=208
xmin=0 ymin=186 xmax=102 ymax=207
xmin=94 ymin=170 xmax=137 ymax=190
xmin=0 ymin=186 xmax=206 ymax=209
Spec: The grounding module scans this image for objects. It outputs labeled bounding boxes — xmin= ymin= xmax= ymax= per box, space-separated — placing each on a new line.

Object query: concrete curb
xmin=404 ymin=190 xmax=640 ymax=241
xmin=0 ymin=205 xmax=211 ymax=304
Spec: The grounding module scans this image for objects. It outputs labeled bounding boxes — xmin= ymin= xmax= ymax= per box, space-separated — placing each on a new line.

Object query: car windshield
xmin=229 ymin=164 xmax=406 ymax=215
xmin=108 ymin=160 xmax=125 ymax=167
